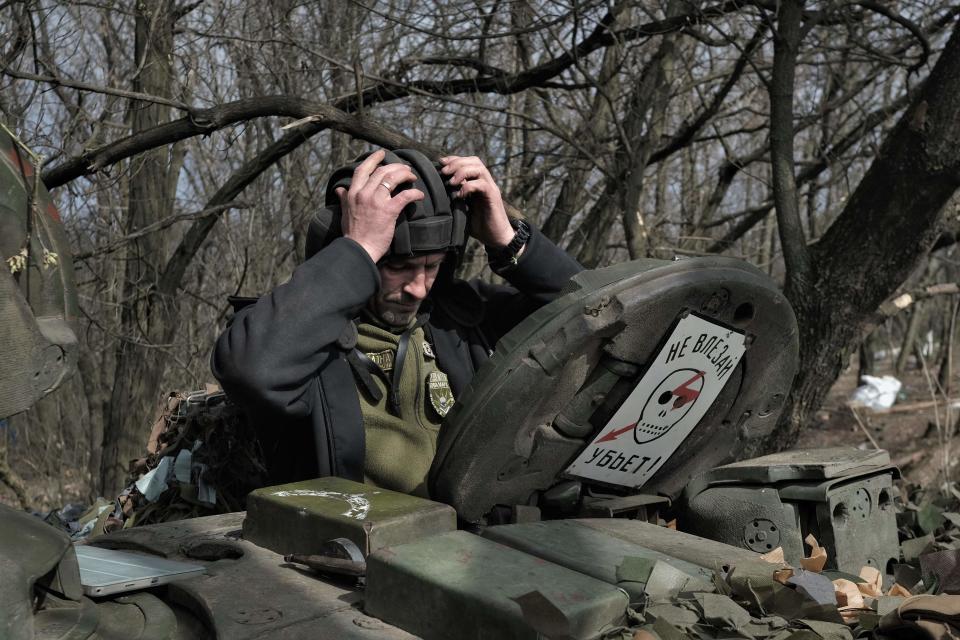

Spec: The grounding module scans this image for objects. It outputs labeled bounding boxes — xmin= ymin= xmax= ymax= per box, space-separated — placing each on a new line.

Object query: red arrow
xmin=595 ymin=370 xmax=706 ymax=444
xmin=595 ymin=421 xmax=637 ymax=443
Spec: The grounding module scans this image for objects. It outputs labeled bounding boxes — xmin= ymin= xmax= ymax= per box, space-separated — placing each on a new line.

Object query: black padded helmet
xmin=305 ymin=149 xmax=469 ymax=262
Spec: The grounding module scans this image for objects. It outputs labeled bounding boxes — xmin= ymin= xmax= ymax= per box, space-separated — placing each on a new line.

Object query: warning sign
xmin=564 ymin=313 xmax=746 ymax=488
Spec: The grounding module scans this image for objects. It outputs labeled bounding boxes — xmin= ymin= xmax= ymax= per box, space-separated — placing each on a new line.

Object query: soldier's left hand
xmin=439 ymin=155 xmax=514 ymax=248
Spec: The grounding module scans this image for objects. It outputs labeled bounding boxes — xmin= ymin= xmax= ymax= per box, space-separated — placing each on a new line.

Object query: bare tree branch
xmin=42 ymin=96 xmax=423 ymax=188
xmin=344 ymin=0 xmax=578 ymax=42
xmin=1 ymin=67 xmax=190 ymax=110
xmin=649 ymin=25 xmax=768 ymax=165
xmin=872 ymin=283 xmax=960 ymax=321
xmin=73 ymin=202 xmax=248 ymax=260
xmin=40 ymin=2 xmax=765 ymax=192
xmin=697 ymin=146 xmax=769 ymax=228
xmin=706 ymin=86 xmax=917 ymax=251
xmin=855 ymin=1 xmax=931 ymax=74
xmin=331 ymin=0 xmax=764 ymax=112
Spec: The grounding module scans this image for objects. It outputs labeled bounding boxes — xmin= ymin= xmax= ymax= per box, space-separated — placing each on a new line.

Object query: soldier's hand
xmin=439 ymin=155 xmax=514 ymax=249
xmin=338 ymin=149 xmax=425 ymax=263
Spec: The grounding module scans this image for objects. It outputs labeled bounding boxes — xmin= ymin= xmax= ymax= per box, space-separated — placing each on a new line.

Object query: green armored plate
xmin=575 ymin=518 xmax=775 ymax=571
xmin=33 ymin=596 xmax=99 ymax=640
xmin=695 ymin=447 xmax=892 ymax=484
xmin=244 ymin=476 xmax=456 ymax=556
xmin=431 ymin=257 xmax=798 ymax=522
xmin=481 ymin=520 xmax=715 ymax=601
xmin=93 ymin=512 xmax=417 ymax=639
xmin=0 ymin=503 xmax=83 ymax=640
xmin=682 ymin=449 xmax=900 ymax=572
xmin=365 ymin=530 xmax=629 ymax=640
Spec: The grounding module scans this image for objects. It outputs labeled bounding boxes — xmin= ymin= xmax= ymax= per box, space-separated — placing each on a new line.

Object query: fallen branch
xmin=848 ymin=406 xmax=880 ymax=449
xmin=873 ymin=283 xmax=960 ymax=320
xmin=875 ymin=397 xmax=960 ymax=415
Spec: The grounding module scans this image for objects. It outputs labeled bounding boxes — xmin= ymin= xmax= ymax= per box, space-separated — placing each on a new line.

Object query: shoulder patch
xmin=428 ymin=371 xmax=454 ymax=418
xmin=366 ymin=349 xmax=395 ymax=372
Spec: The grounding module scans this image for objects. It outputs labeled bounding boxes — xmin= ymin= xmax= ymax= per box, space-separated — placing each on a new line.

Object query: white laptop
xmin=75 ymin=545 xmax=206 ymax=596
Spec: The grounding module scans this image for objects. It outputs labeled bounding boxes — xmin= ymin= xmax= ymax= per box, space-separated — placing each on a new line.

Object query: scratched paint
xmin=271 ymin=489 xmax=373 ymax=520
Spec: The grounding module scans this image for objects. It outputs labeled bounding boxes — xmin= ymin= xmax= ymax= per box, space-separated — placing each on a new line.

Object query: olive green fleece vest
xmin=355 ymin=322 xmax=453 ymax=497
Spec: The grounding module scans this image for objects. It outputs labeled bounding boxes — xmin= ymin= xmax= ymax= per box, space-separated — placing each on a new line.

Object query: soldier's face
xmin=370 ymin=253 xmax=446 ymax=327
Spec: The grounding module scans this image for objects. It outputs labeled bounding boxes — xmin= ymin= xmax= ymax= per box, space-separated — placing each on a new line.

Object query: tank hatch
xmin=430 ymin=256 xmax=799 ymax=522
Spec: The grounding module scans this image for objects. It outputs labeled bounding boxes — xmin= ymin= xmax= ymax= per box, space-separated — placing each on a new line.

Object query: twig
xmin=848 ymin=405 xmax=880 ymax=449
xmin=854 ymin=1 xmax=931 ymax=74
xmin=918 ymin=346 xmax=952 ymax=490
xmin=864 ymin=398 xmax=960 ymax=415
xmin=875 ymin=283 xmax=960 ymax=320
xmin=73 ymin=202 xmax=248 ymax=260
xmin=1 ymin=67 xmax=190 ymax=111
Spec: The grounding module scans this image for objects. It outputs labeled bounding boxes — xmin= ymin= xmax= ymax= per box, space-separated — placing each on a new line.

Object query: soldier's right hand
xmin=338 ymin=149 xmax=425 ymax=263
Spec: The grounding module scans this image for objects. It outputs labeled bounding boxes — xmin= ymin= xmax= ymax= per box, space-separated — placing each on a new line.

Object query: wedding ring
xmin=379 ymin=181 xmax=392 ymax=191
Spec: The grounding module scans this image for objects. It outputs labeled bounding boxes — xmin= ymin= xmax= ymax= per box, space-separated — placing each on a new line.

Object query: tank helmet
xmin=305 ymin=149 xmax=469 ymax=262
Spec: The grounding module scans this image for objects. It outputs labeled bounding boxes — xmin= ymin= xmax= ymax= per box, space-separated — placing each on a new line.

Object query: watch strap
xmin=487 ymin=219 xmax=531 ymax=270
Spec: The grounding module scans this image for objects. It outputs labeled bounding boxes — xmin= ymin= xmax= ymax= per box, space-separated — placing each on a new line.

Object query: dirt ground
xmin=3 ymin=357 xmax=958 ymax=514
xmin=796 ymin=358 xmax=960 ymax=489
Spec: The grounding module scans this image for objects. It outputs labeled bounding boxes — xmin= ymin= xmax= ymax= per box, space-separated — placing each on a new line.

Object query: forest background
xmin=2 ymin=0 xmax=960 ymax=508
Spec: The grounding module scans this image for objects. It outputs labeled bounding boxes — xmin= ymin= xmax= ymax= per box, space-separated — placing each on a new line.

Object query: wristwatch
xmin=487 ymin=219 xmax=531 ymax=271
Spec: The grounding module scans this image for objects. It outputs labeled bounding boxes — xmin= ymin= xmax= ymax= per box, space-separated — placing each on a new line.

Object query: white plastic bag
xmin=848 ymin=375 xmax=902 ymax=411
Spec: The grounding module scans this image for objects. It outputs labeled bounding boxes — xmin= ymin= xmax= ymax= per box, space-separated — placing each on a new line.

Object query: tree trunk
xmin=621 ymin=12 xmax=679 ymax=260
xmin=762 ymin=16 xmax=960 ymax=452
xmin=937 ymin=299 xmax=958 ymax=395
xmin=895 ymin=305 xmax=924 ymax=374
xmin=99 ymin=0 xmax=176 ymax=495
xmin=540 ymin=2 xmax=627 ymax=246
xmin=858 ymin=331 xmax=875 ymax=381
xmin=574 ymin=2 xmax=683 ymax=265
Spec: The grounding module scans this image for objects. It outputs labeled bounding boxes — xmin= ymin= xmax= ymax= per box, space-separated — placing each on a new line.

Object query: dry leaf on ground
xmin=761 ymin=547 xmax=786 ymax=564
xmin=801 ymin=534 xmax=828 ymax=572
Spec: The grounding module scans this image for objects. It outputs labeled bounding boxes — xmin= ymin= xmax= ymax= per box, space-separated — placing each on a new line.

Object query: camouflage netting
xmin=596 ymin=482 xmax=960 ymax=640
xmin=894 ymin=483 xmax=960 ymax=595
xmin=595 ymin=544 xmax=958 ymax=638
xmin=122 ymin=387 xmax=268 ymax=527
xmin=68 ymin=387 xmax=267 ymax=535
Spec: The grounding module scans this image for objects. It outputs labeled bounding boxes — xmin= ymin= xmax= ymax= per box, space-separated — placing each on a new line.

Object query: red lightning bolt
xmin=595 ymin=370 xmax=706 ymax=443
xmin=671 ymin=371 xmax=704 ymax=409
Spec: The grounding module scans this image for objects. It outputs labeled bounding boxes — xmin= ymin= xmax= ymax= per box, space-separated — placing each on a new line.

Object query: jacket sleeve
xmin=475 ymin=224 xmax=583 ymax=342
xmin=210 ymin=237 xmax=380 ymax=418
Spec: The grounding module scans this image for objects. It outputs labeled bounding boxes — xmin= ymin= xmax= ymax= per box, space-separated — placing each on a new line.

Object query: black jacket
xmin=211 ymin=226 xmax=582 ymax=485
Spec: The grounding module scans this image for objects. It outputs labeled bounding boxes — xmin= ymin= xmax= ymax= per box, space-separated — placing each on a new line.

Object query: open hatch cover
xmin=429 ymin=257 xmax=799 ymax=522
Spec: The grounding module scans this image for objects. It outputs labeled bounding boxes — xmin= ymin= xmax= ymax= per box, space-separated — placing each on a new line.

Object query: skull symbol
xmin=633 ymin=368 xmax=705 ymax=444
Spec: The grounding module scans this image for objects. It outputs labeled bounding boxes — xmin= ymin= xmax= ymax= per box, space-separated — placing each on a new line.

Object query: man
xmin=212 ymin=149 xmax=581 ymax=497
